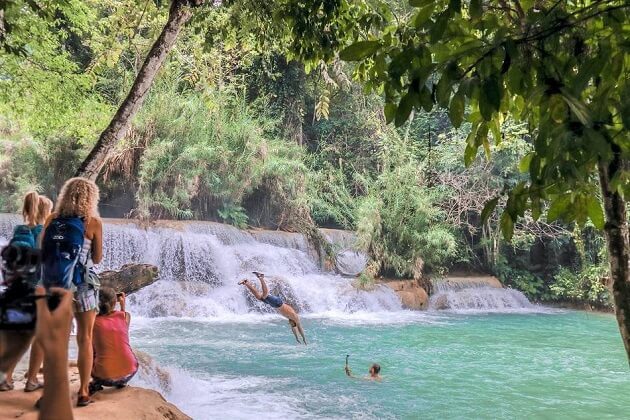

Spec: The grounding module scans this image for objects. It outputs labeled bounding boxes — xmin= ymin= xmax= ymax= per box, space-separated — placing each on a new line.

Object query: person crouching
xmin=89 ymin=287 xmax=138 ymax=395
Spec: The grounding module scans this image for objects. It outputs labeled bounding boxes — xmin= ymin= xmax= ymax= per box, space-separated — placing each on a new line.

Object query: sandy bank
xmin=0 ymin=367 xmax=189 ymax=420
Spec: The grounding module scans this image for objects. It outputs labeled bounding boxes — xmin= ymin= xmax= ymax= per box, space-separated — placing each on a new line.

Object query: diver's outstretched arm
xmin=297 ymin=322 xmax=307 ymax=345
xmin=291 ymin=326 xmax=302 ymax=344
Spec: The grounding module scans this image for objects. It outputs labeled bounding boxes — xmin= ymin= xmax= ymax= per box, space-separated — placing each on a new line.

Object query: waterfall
xmin=429 ymin=277 xmax=533 ymax=311
xmin=0 ymin=214 xmax=401 ymax=317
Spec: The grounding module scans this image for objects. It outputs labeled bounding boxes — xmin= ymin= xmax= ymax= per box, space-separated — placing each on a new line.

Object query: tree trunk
xmin=598 ymin=147 xmax=630 ymax=366
xmin=75 ymin=0 xmax=196 ymax=180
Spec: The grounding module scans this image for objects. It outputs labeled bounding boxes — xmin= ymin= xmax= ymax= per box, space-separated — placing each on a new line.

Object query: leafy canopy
xmin=283 ymin=0 xmax=629 ymax=239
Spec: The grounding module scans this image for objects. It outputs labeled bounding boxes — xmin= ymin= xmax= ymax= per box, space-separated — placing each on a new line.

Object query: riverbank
xmin=0 ymin=366 xmax=189 ymax=420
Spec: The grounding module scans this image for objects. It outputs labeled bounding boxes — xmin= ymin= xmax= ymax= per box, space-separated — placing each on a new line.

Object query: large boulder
xmin=99 ymin=264 xmax=159 ymax=294
xmin=379 ymin=278 xmax=429 ymax=310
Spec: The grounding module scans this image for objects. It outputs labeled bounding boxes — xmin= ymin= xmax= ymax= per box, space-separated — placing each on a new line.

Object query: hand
xmin=34 ymin=287 xmax=73 ymax=357
xmin=345 ymin=366 xmax=352 ymax=376
xmin=117 ymin=292 xmax=126 ymax=311
xmin=238 ymin=279 xmax=248 ymax=285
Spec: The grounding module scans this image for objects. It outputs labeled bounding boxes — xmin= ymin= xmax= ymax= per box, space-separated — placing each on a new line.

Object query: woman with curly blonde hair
xmin=42 ymin=177 xmax=103 ymax=407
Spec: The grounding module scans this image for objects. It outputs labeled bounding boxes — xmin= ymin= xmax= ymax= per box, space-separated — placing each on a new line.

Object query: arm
xmin=37 ymin=214 xmax=54 ymax=248
xmin=89 ymin=217 xmax=103 ymax=264
xmin=35 ymin=287 xmax=74 ymax=420
xmin=118 ymin=292 xmax=126 ymax=313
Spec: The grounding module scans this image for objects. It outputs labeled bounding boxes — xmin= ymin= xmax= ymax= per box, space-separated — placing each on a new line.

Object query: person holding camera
xmin=89 ymin=287 xmax=138 ymax=395
xmin=0 ymin=192 xmax=52 ymax=392
xmin=41 ymin=177 xmax=103 ymax=407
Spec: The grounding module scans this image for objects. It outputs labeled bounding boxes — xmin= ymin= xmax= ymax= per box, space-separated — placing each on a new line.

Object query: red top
xmin=92 ymin=311 xmax=138 ymax=380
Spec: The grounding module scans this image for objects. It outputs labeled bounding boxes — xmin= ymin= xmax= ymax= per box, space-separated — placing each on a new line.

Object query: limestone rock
xmin=379 ymin=278 xmax=429 ymax=310
xmin=99 ymin=264 xmax=159 ymax=294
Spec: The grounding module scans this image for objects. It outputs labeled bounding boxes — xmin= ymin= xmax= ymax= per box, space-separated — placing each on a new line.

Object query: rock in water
xmin=135 ymin=350 xmax=173 ymax=393
xmin=99 ymin=264 xmax=159 ymax=294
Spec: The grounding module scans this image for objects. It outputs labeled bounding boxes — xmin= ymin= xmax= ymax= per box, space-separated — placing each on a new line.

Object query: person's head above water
xmin=369 ymin=363 xmax=381 ymax=377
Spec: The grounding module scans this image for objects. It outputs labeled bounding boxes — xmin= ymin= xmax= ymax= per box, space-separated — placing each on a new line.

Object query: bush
xmin=550 ymin=265 xmax=611 ymax=307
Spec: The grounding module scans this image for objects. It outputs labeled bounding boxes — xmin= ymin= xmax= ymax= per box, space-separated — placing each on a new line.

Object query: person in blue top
xmin=0 ymin=192 xmax=53 ymax=392
xmin=239 ymin=272 xmax=307 ymax=344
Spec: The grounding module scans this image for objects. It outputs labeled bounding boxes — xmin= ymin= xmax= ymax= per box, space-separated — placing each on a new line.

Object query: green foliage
xmin=132 ymin=77 xmax=306 ymax=224
xmin=550 ymin=265 xmax=611 ymax=307
xmin=495 ymin=256 xmax=548 ymax=301
xmin=293 ymin=0 xmax=629 ymax=239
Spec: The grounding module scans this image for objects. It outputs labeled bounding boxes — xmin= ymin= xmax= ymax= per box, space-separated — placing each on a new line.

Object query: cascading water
xmin=429 ymin=277 xmax=533 ymax=311
xmin=0 ymin=214 xmax=401 ymax=318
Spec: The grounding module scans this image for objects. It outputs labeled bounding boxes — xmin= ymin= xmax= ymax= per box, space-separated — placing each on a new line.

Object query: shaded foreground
xmin=0 ymin=367 xmax=189 ymax=420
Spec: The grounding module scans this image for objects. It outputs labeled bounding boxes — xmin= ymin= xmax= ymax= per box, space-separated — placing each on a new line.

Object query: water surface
xmin=131 ymin=310 xmax=630 ymax=419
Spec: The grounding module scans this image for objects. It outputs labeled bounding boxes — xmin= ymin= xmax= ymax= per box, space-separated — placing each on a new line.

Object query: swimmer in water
xmin=345 ymin=358 xmax=382 ymax=382
xmin=239 ymin=271 xmax=306 ymax=345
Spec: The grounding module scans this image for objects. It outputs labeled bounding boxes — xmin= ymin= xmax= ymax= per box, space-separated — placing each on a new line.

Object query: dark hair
xmin=371 ymin=363 xmax=381 ymax=374
xmin=98 ymin=287 xmax=117 ymax=315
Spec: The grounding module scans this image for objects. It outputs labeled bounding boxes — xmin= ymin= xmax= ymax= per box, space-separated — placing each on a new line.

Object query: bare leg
xmin=0 ymin=331 xmax=33 ymax=388
xmin=279 ymin=304 xmax=306 ymax=344
xmin=242 ymin=281 xmax=263 ymax=300
xmin=258 ymin=277 xmax=269 ymax=299
xmin=75 ymin=310 xmax=96 ymax=398
xmin=25 ymin=339 xmax=44 ymax=384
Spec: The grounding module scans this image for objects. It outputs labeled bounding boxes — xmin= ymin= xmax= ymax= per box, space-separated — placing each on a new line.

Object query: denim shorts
xmin=74 ymin=283 xmax=99 ymax=313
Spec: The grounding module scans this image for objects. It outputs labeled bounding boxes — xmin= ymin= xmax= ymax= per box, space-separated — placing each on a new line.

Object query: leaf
xmin=560 ymin=89 xmax=591 ymax=126
xmin=464 ymin=142 xmax=478 ymax=167
xmin=480 ymin=75 xmax=501 ymax=120
xmin=430 ymin=11 xmax=450 ymax=43
xmin=586 ymin=195 xmax=605 ymax=229
xmin=500 ymin=212 xmax=514 ymax=241
xmin=418 ymin=85 xmax=433 ymax=112
xmin=547 ymin=195 xmax=571 ymax=222
xmin=339 ymin=41 xmax=381 ymax=61
xmin=436 ymin=75 xmax=452 ymax=108
xmin=414 ymin=3 xmax=435 ymax=28
xmin=395 ymin=93 xmax=414 ymax=127
xmin=481 ymin=197 xmax=500 ymax=224
xmin=384 ymin=102 xmax=397 ymax=124
xmin=489 ymin=118 xmax=501 ymax=144
xmin=519 ymin=153 xmax=533 ymax=173
xmin=469 ymin=0 xmax=482 ymax=20
xmin=449 ymin=91 xmax=465 ymax=128
xmin=549 ymin=94 xmax=566 ymax=124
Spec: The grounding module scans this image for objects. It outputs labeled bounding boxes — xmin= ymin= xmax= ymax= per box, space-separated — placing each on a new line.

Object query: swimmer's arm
xmin=291 ymin=327 xmax=301 ymax=344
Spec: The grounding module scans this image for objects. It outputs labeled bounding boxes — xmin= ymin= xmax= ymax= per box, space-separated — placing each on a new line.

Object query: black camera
xmin=0 ymin=245 xmax=41 ymax=330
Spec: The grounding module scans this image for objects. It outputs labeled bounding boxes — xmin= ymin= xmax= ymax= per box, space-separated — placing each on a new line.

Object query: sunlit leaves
xmin=338 ymin=41 xmax=380 ymax=61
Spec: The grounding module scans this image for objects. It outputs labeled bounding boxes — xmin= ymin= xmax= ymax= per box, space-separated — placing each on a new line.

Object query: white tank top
xmin=80 ymin=237 xmax=93 ymax=268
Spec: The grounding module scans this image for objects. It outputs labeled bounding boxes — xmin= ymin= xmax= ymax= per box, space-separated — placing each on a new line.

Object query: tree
xmin=75 ymin=0 xmax=205 ymax=179
xmin=308 ymin=0 xmax=629 ymax=363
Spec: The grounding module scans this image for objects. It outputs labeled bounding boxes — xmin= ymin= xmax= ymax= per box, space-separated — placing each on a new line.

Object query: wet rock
xmin=379 ymin=278 xmax=429 ymax=310
xmin=99 ymin=264 xmax=159 ymax=294
xmin=135 ymin=350 xmax=173 ymax=394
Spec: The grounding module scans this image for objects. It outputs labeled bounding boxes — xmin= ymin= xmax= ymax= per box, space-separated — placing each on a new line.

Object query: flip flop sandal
xmin=77 ymin=395 xmax=92 ymax=407
xmin=238 ymin=280 xmax=248 ymax=285
xmin=0 ymin=381 xmax=14 ymax=391
xmin=24 ymin=381 xmax=44 ymax=392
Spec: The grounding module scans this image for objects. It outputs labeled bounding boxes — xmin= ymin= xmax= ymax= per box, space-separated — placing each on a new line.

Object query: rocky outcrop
xmin=136 ymin=350 xmax=173 ymax=393
xmin=99 ymin=263 xmax=159 ymax=294
xmin=0 ymin=366 xmax=189 ymax=420
xmin=380 ymin=279 xmax=429 ymax=310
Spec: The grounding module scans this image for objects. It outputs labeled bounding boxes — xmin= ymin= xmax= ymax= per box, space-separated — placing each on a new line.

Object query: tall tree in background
xmin=75 ymin=0 xmax=205 ymax=179
xmin=305 ymin=0 xmax=629 ymax=363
